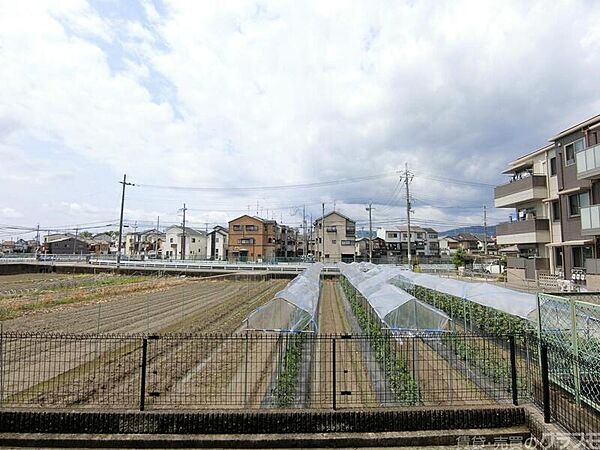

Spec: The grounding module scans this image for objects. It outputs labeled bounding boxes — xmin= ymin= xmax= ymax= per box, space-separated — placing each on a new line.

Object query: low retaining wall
xmin=0 ymin=407 xmax=524 ymax=434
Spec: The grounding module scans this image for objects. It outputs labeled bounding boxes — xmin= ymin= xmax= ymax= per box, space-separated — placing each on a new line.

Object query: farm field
xmin=0 ymin=273 xmax=522 ymax=410
xmin=312 ymin=280 xmax=377 ymax=408
xmin=0 ymin=272 xmax=186 ymax=321
xmin=0 ymin=275 xmax=287 ymax=408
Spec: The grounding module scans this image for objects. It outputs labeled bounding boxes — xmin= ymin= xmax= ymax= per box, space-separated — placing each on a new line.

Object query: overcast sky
xmin=1 ymin=0 xmax=600 ymax=239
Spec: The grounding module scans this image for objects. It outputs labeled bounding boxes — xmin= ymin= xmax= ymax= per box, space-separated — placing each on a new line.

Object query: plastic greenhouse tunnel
xmin=392 ymin=270 xmax=538 ymax=321
xmin=339 ymin=263 xmax=449 ymax=333
xmin=244 ymin=263 xmax=323 ymax=332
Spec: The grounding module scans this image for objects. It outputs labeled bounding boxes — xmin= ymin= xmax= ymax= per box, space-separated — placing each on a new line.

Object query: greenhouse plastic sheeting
xmin=368 ymin=284 xmax=449 ymax=331
xmin=393 ymin=271 xmax=537 ymax=320
xmin=245 ymin=263 xmax=323 ymax=332
xmin=339 ymin=263 xmax=449 ymax=332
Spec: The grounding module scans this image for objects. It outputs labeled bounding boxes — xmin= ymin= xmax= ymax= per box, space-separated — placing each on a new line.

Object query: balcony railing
xmin=576 ymin=144 xmax=600 ymax=180
xmin=496 ymin=218 xmax=550 ymax=245
xmin=581 ymin=205 xmax=600 ymax=235
xmin=494 ymin=175 xmax=547 ymax=208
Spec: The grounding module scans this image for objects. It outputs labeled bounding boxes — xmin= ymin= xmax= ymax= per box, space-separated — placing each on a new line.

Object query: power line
xmin=134 ymin=171 xmax=398 ymax=192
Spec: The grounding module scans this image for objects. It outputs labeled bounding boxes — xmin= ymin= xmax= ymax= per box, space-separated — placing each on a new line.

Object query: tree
xmin=452 ymin=248 xmax=467 ymax=269
xmin=79 ymin=231 xmax=92 ymax=239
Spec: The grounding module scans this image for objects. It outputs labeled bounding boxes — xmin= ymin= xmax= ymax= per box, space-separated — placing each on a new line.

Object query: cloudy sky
xmin=1 ymin=0 xmax=599 ymax=239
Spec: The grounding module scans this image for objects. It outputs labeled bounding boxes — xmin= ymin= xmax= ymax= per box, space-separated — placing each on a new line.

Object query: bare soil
xmin=311 ymin=280 xmax=377 ymax=408
xmin=1 ymin=278 xmax=287 ymax=408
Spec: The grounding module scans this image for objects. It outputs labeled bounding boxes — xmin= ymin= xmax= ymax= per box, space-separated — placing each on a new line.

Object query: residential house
xmin=89 ymin=233 xmax=113 ymax=255
xmin=314 ymin=211 xmax=356 ymax=262
xmin=438 ymin=236 xmax=460 ymax=256
xmin=227 ymin=215 xmax=278 ymax=262
xmin=207 ymin=226 xmax=228 ymax=261
xmin=376 ymin=225 xmax=439 ymax=257
xmin=278 ymin=225 xmax=298 ymax=258
xmin=13 ymin=238 xmax=29 ymax=253
xmin=43 ymin=234 xmax=91 ymax=255
xmin=125 ymin=229 xmax=165 ymax=258
xmin=164 ymin=226 xmax=207 ymax=260
xmin=355 ymin=237 xmax=387 ymax=259
xmin=1 ymin=240 xmax=15 ymax=254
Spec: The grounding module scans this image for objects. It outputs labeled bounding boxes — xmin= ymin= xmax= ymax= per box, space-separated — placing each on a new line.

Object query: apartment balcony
xmin=496 ymin=218 xmax=550 ymax=245
xmin=581 ymin=205 xmax=600 ymax=236
xmin=494 ymin=175 xmax=547 ymax=208
xmin=576 ymin=144 xmax=600 ymax=180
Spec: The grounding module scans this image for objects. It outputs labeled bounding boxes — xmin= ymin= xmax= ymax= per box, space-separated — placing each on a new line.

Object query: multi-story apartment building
xmin=552 ymin=114 xmax=600 ymax=288
xmin=495 ymin=113 xmax=600 ymax=287
xmin=227 ymin=215 xmax=277 ymax=262
xmin=314 ymin=211 xmax=356 ymax=262
xmin=164 ymin=226 xmax=207 ymax=260
xmin=376 ymin=225 xmax=439 ymax=257
xmin=207 ymin=226 xmax=228 ymax=261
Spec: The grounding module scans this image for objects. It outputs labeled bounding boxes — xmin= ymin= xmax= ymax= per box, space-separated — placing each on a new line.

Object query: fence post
xmin=332 ymin=337 xmax=336 ymax=411
xmin=569 ymin=299 xmax=581 ymax=406
xmin=140 ymin=338 xmax=148 ymax=411
xmin=508 ymin=335 xmax=518 ymax=405
xmin=540 ymin=342 xmax=551 ymax=423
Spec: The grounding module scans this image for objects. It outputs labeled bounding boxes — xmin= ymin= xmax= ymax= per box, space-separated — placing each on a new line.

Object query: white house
xmin=164 ymin=226 xmax=207 ymax=260
xmin=207 ymin=226 xmax=228 ymax=261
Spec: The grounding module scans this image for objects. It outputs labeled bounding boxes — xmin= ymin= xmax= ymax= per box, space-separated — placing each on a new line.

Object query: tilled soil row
xmin=311 ymin=281 xmax=377 ymax=408
xmin=1 ymin=279 xmax=286 ymax=408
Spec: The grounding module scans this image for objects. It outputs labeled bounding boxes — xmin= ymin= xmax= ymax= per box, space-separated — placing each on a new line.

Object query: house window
xmin=550 ymin=157 xmax=557 ymax=176
xmin=341 ymin=240 xmax=353 ymax=245
xmin=551 ymin=201 xmax=561 ymax=221
xmin=239 ymin=238 xmax=254 ymax=244
xmin=191 ymin=238 xmax=196 ymax=243
xmin=245 ymin=225 xmax=258 ymax=231
xmin=233 ymin=225 xmax=242 ymax=231
xmin=170 ymin=238 xmax=173 ymax=243
xmin=215 ymin=237 xmax=219 ymax=243
xmin=565 ymin=139 xmax=584 ymax=165
xmin=589 ymin=131 xmax=599 ymax=146
xmin=331 ymin=240 xmax=336 ymax=244
xmin=568 ymin=193 xmax=589 ymax=216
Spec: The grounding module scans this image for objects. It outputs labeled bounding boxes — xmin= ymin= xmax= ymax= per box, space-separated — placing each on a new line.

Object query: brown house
xmin=227 ymin=215 xmax=278 ymax=262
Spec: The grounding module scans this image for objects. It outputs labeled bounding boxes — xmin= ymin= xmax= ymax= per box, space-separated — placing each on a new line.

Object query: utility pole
xmin=483 ymin=205 xmax=488 ymax=256
xmin=156 ymin=216 xmax=160 ymax=232
xmin=36 ymin=224 xmax=40 ymax=254
xmin=303 ymin=205 xmax=307 ymax=258
xmin=180 ymin=203 xmax=187 ymax=260
xmin=403 ymin=163 xmax=414 ymax=269
xmin=117 ymin=174 xmax=134 ymax=269
xmin=321 ymin=202 xmax=325 ymax=263
xmin=73 ymin=227 xmax=78 ymax=255
xmin=366 ymin=203 xmax=373 ymax=263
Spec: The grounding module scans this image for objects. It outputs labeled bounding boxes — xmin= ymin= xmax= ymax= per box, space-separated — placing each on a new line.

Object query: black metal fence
xmin=0 ymin=331 xmax=531 ymax=410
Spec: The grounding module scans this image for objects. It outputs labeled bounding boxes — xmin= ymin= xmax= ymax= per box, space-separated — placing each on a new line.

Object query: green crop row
xmin=271 ymin=333 xmax=305 ymax=407
xmin=340 ymin=278 xmax=420 ymax=405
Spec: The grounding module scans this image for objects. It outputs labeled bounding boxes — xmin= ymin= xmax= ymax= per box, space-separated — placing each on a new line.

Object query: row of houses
xmin=5 ymin=212 xmax=490 ymax=263
xmin=494 ymin=113 xmax=600 ymax=288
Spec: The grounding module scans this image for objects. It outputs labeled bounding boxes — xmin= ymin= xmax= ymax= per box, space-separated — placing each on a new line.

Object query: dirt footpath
xmin=311 ymin=280 xmax=377 ymax=408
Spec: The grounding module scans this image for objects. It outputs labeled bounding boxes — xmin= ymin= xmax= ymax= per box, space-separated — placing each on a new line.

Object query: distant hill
xmin=441 ymin=225 xmax=496 ymax=237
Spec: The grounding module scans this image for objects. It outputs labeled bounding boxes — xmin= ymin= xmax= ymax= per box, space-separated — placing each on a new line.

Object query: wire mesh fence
xmin=0 ymin=331 xmax=531 ymax=410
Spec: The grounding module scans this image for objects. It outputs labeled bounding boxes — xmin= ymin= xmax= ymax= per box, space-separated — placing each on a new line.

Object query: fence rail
xmin=0 ymin=332 xmax=528 ymax=411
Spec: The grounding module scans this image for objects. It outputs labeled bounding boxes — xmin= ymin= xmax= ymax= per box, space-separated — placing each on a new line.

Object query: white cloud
xmin=1 ymin=208 xmax=23 ymax=219
xmin=0 ymin=0 xmax=599 ymax=231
